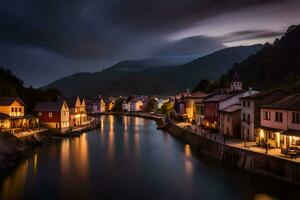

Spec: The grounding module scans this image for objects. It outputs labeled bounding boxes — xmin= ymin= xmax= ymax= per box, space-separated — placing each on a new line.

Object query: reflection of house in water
xmin=1 ymin=160 xmax=28 ymax=200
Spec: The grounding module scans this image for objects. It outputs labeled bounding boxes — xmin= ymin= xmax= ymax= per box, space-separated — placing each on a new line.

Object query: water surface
xmin=0 ymin=115 xmax=299 ymax=200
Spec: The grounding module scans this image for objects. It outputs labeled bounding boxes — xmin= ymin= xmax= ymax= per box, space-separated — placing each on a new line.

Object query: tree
xmin=161 ymin=101 xmax=173 ymax=115
xmin=144 ymin=97 xmax=158 ymax=112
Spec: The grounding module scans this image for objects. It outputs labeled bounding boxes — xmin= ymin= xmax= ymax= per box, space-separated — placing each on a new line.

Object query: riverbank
xmin=0 ymin=129 xmax=50 ymax=171
xmin=0 ymin=118 xmax=98 ymax=172
xmin=165 ymin=117 xmax=300 ymax=185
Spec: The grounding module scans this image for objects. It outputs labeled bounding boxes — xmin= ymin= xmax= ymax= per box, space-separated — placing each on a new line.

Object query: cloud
xmin=220 ymin=30 xmax=285 ymax=43
xmin=154 ymin=36 xmax=224 ymax=57
xmin=0 ymin=0 xmax=299 ymax=86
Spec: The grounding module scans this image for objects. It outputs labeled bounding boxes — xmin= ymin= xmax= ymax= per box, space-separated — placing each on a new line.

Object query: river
xmin=0 ymin=115 xmax=299 ymax=200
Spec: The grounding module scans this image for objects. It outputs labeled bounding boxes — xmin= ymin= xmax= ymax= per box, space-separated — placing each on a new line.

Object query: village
xmin=1 ymin=71 xmax=300 ymax=167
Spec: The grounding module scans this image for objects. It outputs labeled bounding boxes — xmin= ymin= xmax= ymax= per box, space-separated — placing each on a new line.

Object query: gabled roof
xmin=204 ymin=94 xmax=233 ymax=102
xmin=34 ymin=101 xmax=66 ymax=112
xmin=220 ymin=104 xmax=241 ymax=113
xmin=187 ymin=91 xmax=209 ymax=99
xmin=262 ymin=94 xmax=300 ymax=110
xmin=60 ymin=96 xmax=81 ymax=108
xmin=0 ymin=97 xmax=25 ymax=106
xmin=240 ymin=89 xmax=286 ymax=100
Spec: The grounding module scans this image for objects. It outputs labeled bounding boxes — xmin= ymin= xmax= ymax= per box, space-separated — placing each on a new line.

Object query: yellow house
xmin=0 ymin=97 xmax=38 ymax=134
xmin=62 ymin=96 xmax=88 ymax=127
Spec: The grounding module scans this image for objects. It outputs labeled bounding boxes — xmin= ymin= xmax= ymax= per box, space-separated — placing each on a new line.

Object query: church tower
xmin=230 ymin=71 xmax=243 ymax=92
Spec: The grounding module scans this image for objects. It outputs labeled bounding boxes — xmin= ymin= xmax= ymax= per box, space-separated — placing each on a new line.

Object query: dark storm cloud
xmin=0 ymin=0 xmax=298 ymax=86
xmin=0 ymin=0 xmax=283 ymax=60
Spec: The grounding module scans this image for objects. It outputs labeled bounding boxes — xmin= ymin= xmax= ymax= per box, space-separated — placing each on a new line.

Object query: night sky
xmin=1 ymin=0 xmax=299 ymax=87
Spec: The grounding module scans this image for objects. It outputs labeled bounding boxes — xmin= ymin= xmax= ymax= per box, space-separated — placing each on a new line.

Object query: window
xmin=11 ymin=107 xmax=14 ymax=112
xmin=49 ymin=112 xmax=53 ymax=117
xmin=275 ymin=112 xmax=283 ymax=122
xmin=247 ymin=114 xmax=250 ymax=124
xmin=247 ymin=101 xmax=250 ymax=107
xmin=19 ymin=107 xmax=22 ymax=112
xmin=38 ymin=112 xmax=42 ymax=117
xmin=292 ymin=112 xmax=300 ymax=124
xmin=264 ymin=111 xmax=271 ymax=120
xmin=227 ymin=115 xmax=230 ymax=122
xmin=243 ymin=113 xmax=246 ymax=121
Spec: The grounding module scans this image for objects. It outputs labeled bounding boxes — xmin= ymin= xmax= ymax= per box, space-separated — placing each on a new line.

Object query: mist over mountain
xmin=43 ymin=44 xmax=263 ymax=96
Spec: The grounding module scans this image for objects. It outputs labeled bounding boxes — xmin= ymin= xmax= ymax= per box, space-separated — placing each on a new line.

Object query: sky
xmin=0 ymin=0 xmax=300 ymax=87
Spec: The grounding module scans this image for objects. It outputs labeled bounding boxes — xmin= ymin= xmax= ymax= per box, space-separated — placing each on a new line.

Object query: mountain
xmin=229 ymin=25 xmax=300 ymax=91
xmin=0 ymin=68 xmax=61 ymax=111
xmin=43 ymin=44 xmax=263 ymax=96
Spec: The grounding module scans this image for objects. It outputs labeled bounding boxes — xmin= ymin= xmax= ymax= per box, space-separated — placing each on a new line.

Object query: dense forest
xmin=0 ymin=68 xmax=61 ymax=111
xmin=194 ymin=24 xmax=300 ymax=93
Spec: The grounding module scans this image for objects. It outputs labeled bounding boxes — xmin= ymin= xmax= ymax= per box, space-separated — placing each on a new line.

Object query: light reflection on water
xmin=0 ymin=115 xmax=297 ymax=200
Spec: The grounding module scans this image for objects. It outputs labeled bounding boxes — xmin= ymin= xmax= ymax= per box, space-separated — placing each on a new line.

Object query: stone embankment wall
xmin=166 ymin=118 xmax=300 ymax=185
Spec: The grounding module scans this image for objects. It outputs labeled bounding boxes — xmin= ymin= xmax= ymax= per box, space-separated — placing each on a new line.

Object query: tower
xmin=230 ymin=71 xmax=243 ymax=92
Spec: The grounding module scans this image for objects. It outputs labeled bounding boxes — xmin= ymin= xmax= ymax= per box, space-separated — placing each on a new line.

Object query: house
xmin=185 ymin=91 xmax=210 ymax=124
xmin=0 ymin=97 xmax=39 ymax=134
xmin=62 ymin=96 xmax=88 ymax=127
xmin=122 ymin=100 xmax=131 ymax=112
xmin=220 ymin=104 xmax=241 ymax=137
xmin=203 ymin=90 xmax=258 ymax=129
xmin=130 ymin=99 xmax=143 ymax=112
xmin=258 ymin=94 xmax=300 ymax=149
xmin=34 ymin=101 xmax=70 ymax=134
xmin=105 ymin=98 xmax=115 ymax=112
xmin=87 ymin=96 xmax=106 ymax=114
xmin=174 ymin=90 xmax=191 ymax=116
xmin=240 ymin=89 xmax=287 ymax=141
xmin=203 ymin=94 xmax=232 ymax=129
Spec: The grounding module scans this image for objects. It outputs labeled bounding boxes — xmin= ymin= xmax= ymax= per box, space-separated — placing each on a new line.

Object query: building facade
xmin=259 ymin=94 xmax=300 ymax=149
xmin=0 ymin=97 xmax=38 ymax=134
xmin=63 ymin=96 xmax=88 ymax=127
xmin=220 ymin=104 xmax=241 ymax=137
xmin=240 ymin=90 xmax=287 ymax=141
xmin=34 ymin=101 xmax=69 ymax=134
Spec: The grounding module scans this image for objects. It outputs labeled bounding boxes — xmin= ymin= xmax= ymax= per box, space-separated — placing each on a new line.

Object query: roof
xmin=240 ymin=89 xmax=286 ymax=100
xmin=220 ymin=104 xmax=241 ymax=113
xmin=176 ymin=91 xmax=191 ymax=99
xmin=204 ymin=94 xmax=232 ymax=102
xmin=187 ymin=91 xmax=209 ymax=99
xmin=231 ymin=71 xmax=241 ymax=82
xmin=262 ymin=94 xmax=300 ymax=110
xmin=0 ymin=97 xmax=25 ymax=106
xmin=34 ymin=101 xmax=65 ymax=112
xmin=60 ymin=96 xmax=80 ymax=108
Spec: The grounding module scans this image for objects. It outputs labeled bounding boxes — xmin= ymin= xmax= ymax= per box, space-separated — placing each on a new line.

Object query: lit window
xmin=49 ymin=112 xmax=52 ymax=117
